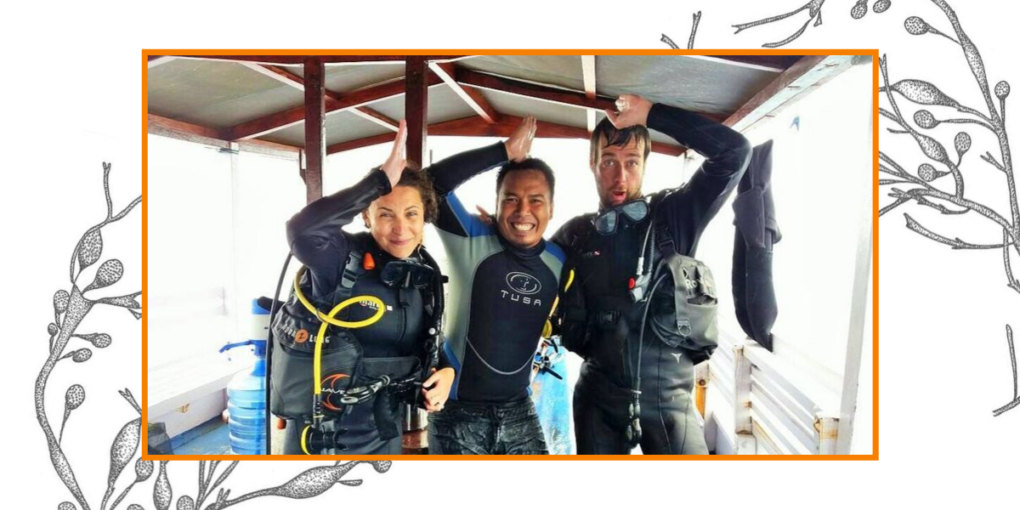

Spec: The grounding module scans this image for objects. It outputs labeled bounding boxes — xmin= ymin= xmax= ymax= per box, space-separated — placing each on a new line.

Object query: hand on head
xmin=475 ymin=204 xmax=495 ymax=226
xmin=381 ymin=120 xmax=408 ymax=188
xmin=604 ymin=94 xmax=653 ymax=129
xmin=505 ymin=116 xmax=538 ymax=162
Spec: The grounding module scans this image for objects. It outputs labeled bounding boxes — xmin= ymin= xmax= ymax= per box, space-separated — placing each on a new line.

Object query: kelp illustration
xmin=661 ymin=11 xmax=702 ymax=50
xmin=733 ymin=0 xmax=894 ymax=48
xmin=663 ymin=1 xmax=896 ymax=49
xmin=874 ymin=1 xmax=1016 ymax=415
xmin=38 ymin=164 xmax=391 ymax=510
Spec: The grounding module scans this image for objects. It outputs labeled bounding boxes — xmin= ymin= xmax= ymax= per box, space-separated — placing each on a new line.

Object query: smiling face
xmin=591 ymin=136 xmax=647 ymax=207
xmin=496 ymin=169 xmax=553 ymax=250
xmin=363 ymin=185 xmax=425 ymax=259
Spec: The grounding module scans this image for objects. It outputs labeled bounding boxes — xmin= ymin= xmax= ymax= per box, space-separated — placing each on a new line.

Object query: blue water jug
xmin=219 ymin=300 xmax=269 ymax=455
xmin=530 ymin=337 xmax=573 ymax=455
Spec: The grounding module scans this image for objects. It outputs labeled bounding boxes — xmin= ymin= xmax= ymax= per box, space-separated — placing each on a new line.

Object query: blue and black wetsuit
xmin=278 ymin=169 xmax=433 ymax=455
xmin=423 ymin=142 xmax=566 ymax=454
xmin=554 ymin=104 xmax=751 ymax=454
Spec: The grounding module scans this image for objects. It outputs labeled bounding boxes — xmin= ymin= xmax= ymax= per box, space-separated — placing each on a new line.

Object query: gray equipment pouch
xmin=649 ymin=255 xmax=719 ymax=364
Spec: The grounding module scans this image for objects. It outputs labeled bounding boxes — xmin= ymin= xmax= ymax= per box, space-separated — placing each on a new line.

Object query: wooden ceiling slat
xmin=224 ymin=75 xmax=441 ymax=141
xmin=147 ymin=113 xmax=301 ymax=160
xmin=239 ymin=63 xmax=398 ymax=132
xmin=581 ymin=55 xmax=597 ymax=133
xmin=326 ymin=114 xmax=683 ymax=157
xmin=431 ymin=62 xmax=500 ymax=124
xmin=687 ymin=55 xmax=800 ymax=73
xmin=724 ymin=55 xmax=857 ymax=132
xmin=147 ymin=56 xmax=176 ymax=69
xmin=156 ymin=55 xmax=467 ymax=66
xmin=454 ymin=66 xmax=728 ymax=124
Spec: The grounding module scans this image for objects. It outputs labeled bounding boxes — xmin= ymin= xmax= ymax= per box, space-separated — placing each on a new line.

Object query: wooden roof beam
xmin=147 ymin=56 xmax=176 ymax=69
xmin=724 ymin=55 xmax=857 ymax=132
xmin=157 ymin=55 xmax=467 ymax=66
xmin=455 ymin=67 xmax=727 ymax=124
xmin=456 ymin=66 xmax=616 ymax=113
xmin=238 ymin=63 xmax=398 ymax=131
xmin=685 ymin=55 xmax=801 ymax=73
xmin=430 ymin=62 xmax=500 ymax=124
xmin=147 ymin=113 xmax=300 ymax=160
xmin=224 ymin=73 xmax=442 ymax=141
xmin=581 ymin=55 xmax=597 ymax=134
xmin=326 ymin=114 xmax=683 ymax=157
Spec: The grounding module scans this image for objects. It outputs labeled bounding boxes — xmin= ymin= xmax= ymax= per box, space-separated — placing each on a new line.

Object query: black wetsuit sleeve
xmin=649 ymin=103 xmax=752 ymax=255
xmin=285 ymin=169 xmax=392 ymax=297
xmin=429 ymin=142 xmax=509 ymax=237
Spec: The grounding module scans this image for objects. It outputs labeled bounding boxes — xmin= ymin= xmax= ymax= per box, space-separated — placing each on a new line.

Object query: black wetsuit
xmin=553 ymin=104 xmax=751 ymax=454
xmin=423 ymin=142 xmax=566 ymax=455
xmin=280 ymin=169 xmax=431 ymax=455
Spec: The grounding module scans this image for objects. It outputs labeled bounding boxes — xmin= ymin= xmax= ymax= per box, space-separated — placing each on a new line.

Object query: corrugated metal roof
xmin=148 ymin=59 xmax=303 ymax=129
xmin=146 ymin=55 xmax=799 ymax=153
xmin=369 ymin=84 xmax=477 ymax=126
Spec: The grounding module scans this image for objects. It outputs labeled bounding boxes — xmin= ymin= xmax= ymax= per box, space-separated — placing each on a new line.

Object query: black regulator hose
xmin=416 ymin=246 xmax=446 ymax=407
xmin=264 ymin=252 xmax=294 ymax=454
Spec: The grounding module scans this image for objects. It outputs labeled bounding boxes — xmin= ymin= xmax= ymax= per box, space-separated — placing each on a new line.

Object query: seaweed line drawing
xmin=663 ymin=1 xmax=895 ymax=49
xmin=37 ymin=163 xmax=392 ymax=510
xmin=874 ymin=1 xmax=1015 ymax=415
xmin=660 ymin=1 xmax=1017 ymax=416
xmin=661 ymin=11 xmax=702 ymax=50
xmin=733 ymin=0 xmax=894 ymax=48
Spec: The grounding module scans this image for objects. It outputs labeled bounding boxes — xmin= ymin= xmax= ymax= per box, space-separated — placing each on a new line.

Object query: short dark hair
xmin=394 ymin=165 xmax=439 ymax=223
xmin=495 ymin=158 xmax=556 ymax=200
xmin=589 ymin=118 xmax=652 ymax=165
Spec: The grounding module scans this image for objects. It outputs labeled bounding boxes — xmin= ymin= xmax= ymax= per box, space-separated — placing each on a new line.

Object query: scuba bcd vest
xmin=269 ymin=235 xmax=445 ymax=444
xmin=556 ymin=189 xmax=720 ymax=368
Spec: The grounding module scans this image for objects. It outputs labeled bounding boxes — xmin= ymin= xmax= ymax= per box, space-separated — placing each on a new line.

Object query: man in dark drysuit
xmin=553 ymin=94 xmax=751 ymax=454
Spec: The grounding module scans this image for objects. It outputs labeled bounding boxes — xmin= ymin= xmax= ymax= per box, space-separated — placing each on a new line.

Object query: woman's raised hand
xmin=381 ymin=120 xmax=408 ymax=188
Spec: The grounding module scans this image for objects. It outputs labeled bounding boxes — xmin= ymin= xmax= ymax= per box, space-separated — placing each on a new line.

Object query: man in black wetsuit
xmin=426 ymin=117 xmax=567 ymax=455
xmin=553 ymin=94 xmax=751 ymax=454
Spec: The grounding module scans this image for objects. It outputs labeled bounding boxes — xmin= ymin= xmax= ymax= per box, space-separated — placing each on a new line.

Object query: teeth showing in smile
xmin=511 ymin=223 xmax=535 ymax=232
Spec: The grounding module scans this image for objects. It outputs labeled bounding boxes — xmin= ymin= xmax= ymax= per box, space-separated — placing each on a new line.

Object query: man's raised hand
xmin=604 ymin=94 xmax=652 ymax=129
xmin=505 ymin=116 xmax=538 ymax=162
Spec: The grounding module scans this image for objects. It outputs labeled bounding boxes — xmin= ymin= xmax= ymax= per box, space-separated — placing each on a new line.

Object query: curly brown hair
xmin=393 ymin=165 xmax=439 ymax=223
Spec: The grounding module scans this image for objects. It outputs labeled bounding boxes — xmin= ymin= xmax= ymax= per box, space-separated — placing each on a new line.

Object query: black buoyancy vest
xmin=269 ymin=234 xmax=444 ymax=424
xmin=556 ymin=192 xmax=720 ymax=387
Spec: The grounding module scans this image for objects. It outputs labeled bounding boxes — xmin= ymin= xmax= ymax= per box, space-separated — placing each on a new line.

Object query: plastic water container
xmin=530 ymin=337 xmax=573 ymax=455
xmin=220 ymin=300 xmax=270 ymax=455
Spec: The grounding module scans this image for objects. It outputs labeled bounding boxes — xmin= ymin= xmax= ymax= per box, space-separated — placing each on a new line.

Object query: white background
xmin=2 ymin=0 xmax=1018 ymax=508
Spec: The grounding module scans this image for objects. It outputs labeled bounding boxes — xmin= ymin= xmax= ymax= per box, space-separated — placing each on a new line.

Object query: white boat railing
xmin=701 ymin=328 xmax=841 ymax=455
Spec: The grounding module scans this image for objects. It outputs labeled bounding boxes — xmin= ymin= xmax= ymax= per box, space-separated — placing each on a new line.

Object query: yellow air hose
xmin=542 ymin=269 xmax=575 ymax=338
xmin=292 ymin=265 xmax=386 ymax=454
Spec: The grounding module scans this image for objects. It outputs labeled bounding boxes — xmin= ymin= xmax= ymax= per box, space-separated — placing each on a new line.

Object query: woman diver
xmin=272 ymin=121 xmax=454 ymax=455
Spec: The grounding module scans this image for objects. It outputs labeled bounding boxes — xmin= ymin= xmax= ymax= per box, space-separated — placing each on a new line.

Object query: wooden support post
xmin=405 ymin=56 xmax=429 ymax=167
xmin=815 ymin=416 xmax=840 ymax=454
xmin=695 ymin=360 xmax=709 ymax=418
xmin=733 ymin=342 xmax=757 ymax=454
xmin=303 ymin=57 xmax=325 ymax=203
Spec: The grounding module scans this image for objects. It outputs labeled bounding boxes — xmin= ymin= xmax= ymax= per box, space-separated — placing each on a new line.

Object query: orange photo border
xmin=142 ymin=48 xmax=879 ymax=461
